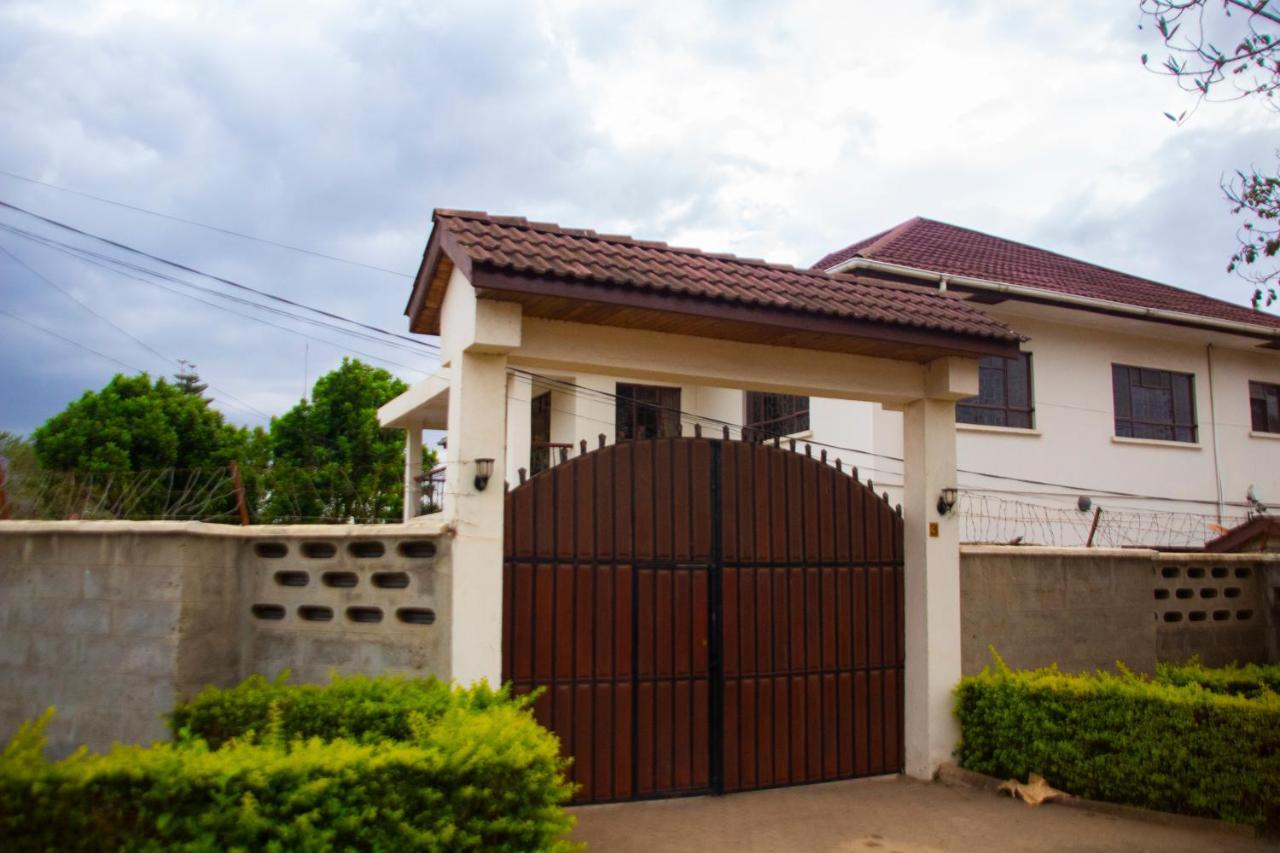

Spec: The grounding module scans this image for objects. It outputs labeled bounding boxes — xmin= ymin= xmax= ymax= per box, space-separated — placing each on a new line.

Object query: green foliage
xmin=1155 ymin=657 xmax=1280 ymax=699
xmin=28 ymin=373 xmax=258 ymax=519
xmin=261 ymin=357 xmax=413 ymax=522
xmin=0 ymin=704 xmax=577 ymax=851
xmin=954 ymin=649 xmax=1280 ymax=827
xmin=169 ymin=672 xmax=513 ymax=748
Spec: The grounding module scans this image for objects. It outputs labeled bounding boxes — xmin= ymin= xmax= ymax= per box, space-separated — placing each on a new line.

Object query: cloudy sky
xmin=1 ymin=0 xmax=1277 ymax=436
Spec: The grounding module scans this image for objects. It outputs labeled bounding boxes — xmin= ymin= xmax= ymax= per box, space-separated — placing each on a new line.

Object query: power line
xmin=1 ymin=224 xmax=433 ymax=378
xmin=0 ymin=169 xmax=412 ymax=278
xmin=0 ymin=242 xmax=269 ymax=418
xmin=0 ymin=221 xmax=437 ymax=366
xmin=0 ymin=199 xmax=438 ymax=352
xmin=506 ymin=368 xmax=1247 ymax=508
xmin=0 ymin=307 xmax=150 ymax=375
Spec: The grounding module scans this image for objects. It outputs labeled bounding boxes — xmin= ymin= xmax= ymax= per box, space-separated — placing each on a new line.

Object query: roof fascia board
xmin=468 ymin=264 xmax=1022 ymax=359
xmin=830 ymin=256 xmax=1280 ymax=345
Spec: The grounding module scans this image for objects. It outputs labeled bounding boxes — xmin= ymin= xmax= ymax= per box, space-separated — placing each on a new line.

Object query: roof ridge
xmin=854 ymin=216 xmax=925 ymax=261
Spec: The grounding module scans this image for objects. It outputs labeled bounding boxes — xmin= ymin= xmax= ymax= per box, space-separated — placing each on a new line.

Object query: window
xmin=1112 ymin=364 xmax=1197 ymax=443
xmin=956 ymin=353 xmax=1034 ymax=428
xmin=616 ymin=384 xmax=681 ymax=440
xmin=1250 ymin=381 xmax=1280 ymax=433
xmin=530 ymin=392 xmax=551 ymax=474
xmin=744 ymin=392 xmax=809 ymax=441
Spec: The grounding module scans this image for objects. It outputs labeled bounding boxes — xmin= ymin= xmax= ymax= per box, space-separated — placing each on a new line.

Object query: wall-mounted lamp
xmin=936 ymin=487 xmax=958 ymax=517
xmin=1077 ymin=495 xmax=1093 ymax=512
xmin=473 ymin=458 xmax=495 ymax=492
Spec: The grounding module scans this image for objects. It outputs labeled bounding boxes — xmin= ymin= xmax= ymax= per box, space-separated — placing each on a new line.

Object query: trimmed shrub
xmin=170 ymin=672 xmax=511 ymax=747
xmin=1 ymin=705 xmax=576 ymax=851
xmin=954 ymin=651 xmax=1280 ymax=828
xmin=1155 ymin=658 xmax=1280 ymax=699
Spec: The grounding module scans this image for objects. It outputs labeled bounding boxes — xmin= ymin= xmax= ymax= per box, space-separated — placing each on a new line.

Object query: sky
xmin=1 ymin=0 xmax=1277 ymax=437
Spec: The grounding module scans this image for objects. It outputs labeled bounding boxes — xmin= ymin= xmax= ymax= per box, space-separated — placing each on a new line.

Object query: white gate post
xmin=402 ymin=425 xmax=423 ymax=522
xmin=901 ymin=357 xmax=975 ymax=779
xmin=506 ymin=372 xmax=533 ymax=487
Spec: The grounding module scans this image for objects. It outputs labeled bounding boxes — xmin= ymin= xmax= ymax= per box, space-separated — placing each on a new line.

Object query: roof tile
xmin=814 ymin=218 xmax=1280 ymax=331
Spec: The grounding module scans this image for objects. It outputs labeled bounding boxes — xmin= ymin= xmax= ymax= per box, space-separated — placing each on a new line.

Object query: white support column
xmin=505 ymin=372 xmax=533 ymax=487
xmin=402 ymin=426 xmax=423 ymax=523
xmin=444 ymin=350 xmax=510 ymax=686
xmin=901 ymin=357 xmax=973 ymax=780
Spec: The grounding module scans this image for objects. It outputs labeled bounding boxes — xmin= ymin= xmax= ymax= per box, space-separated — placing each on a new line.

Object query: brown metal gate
xmin=502 ymin=435 xmax=904 ymax=804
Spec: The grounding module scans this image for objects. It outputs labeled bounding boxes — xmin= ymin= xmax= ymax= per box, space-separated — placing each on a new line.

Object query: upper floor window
xmin=956 ymin=353 xmax=1034 ymax=429
xmin=1112 ymin=364 xmax=1197 ymax=443
xmin=1251 ymin=381 xmax=1280 ymax=434
xmin=744 ymin=392 xmax=809 ymax=441
xmin=616 ymin=383 xmax=681 ymax=441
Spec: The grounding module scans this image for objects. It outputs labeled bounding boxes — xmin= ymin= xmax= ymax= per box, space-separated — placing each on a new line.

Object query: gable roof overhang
xmin=405 ymin=211 xmax=1025 ymax=364
xmin=816 ymin=218 xmax=1280 ymax=349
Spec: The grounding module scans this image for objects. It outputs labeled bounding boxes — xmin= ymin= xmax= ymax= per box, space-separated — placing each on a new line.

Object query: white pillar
xmin=402 ymin=426 xmax=423 ymax=522
xmin=444 ymin=350 xmax=510 ymax=685
xmin=901 ymin=395 xmax=961 ymax=779
xmin=505 ymin=372 xmax=533 ymax=487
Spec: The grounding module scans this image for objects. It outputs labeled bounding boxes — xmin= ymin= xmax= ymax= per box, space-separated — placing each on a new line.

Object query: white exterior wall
xmin=525 ymin=306 xmax=1280 ymax=547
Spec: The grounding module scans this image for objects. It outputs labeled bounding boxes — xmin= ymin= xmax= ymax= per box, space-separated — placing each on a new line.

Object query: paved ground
xmin=569 ymin=776 xmax=1274 ymax=852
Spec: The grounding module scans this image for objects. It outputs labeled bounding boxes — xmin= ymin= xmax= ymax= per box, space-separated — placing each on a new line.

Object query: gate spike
xmin=772 ymin=434 xmax=781 ymax=448
xmin=694 ymin=423 xmax=702 ymax=438
xmin=558 ymin=446 xmax=568 ymax=463
xmin=867 ymin=478 xmax=874 ymax=493
xmin=820 ymin=449 xmax=827 ymax=464
xmin=580 ymin=439 xmax=588 ymax=454
xmin=895 ymin=504 xmax=903 ymax=517
xmin=852 ymin=466 xmax=859 ymax=481
xmin=835 ymin=458 xmax=842 ymax=472
xmin=518 ymin=467 xmax=527 ymax=484
xmin=722 ymin=425 xmax=730 ymax=441
xmin=787 ymin=438 xmax=795 ymax=452
xmin=882 ymin=491 xmax=890 ymax=503
xmin=804 ymin=443 xmax=812 ymax=458
xmin=676 ymin=422 xmax=684 ymax=436
xmin=598 ymin=433 xmax=607 ymax=448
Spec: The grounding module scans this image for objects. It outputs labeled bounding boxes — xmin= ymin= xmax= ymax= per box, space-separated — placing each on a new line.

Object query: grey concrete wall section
xmin=0 ymin=520 xmax=449 ymax=757
xmin=960 ymin=547 xmax=1280 ymax=675
xmin=960 ymin=548 xmax=1158 ymax=675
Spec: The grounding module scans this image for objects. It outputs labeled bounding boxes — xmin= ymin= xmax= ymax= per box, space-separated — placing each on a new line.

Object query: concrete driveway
xmin=569 ymin=776 xmax=1272 ymax=852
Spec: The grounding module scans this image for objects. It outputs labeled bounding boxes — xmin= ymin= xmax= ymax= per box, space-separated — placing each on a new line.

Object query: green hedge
xmin=1155 ymin=658 xmax=1280 ymax=699
xmin=170 ymin=672 xmax=509 ymax=747
xmin=954 ymin=652 xmax=1280 ymax=828
xmin=2 ymin=678 xmax=577 ymax=851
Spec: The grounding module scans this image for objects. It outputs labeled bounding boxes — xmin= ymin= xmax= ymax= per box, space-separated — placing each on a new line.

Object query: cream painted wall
xmin=523 ymin=308 xmax=1280 ymax=547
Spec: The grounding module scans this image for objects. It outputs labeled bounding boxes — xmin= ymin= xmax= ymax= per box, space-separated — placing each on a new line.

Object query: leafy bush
xmin=1 ymin=704 xmax=576 ymax=851
xmin=1155 ymin=657 xmax=1280 ymax=699
xmin=954 ymin=650 xmax=1280 ymax=828
xmin=170 ymin=672 xmax=511 ymax=747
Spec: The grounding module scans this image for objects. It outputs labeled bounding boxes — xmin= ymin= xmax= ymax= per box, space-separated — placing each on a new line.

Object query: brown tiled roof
xmin=425 ymin=210 xmax=1021 ymax=343
xmin=813 ymin=217 xmax=1280 ymax=332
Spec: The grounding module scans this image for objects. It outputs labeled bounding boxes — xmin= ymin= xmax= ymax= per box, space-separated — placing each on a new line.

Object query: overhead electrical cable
xmin=0 ymin=169 xmax=412 ymax=278
xmin=0 ymin=199 xmax=437 ymax=352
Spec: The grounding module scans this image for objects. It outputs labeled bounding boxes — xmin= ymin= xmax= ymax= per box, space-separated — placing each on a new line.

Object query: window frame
xmin=615 ymin=383 xmax=682 ymax=441
xmin=1111 ymin=363 xmax=1198 ymax=443
xmin=1250 ymin=380 xmax=1280 ymax=434
xmin=743 ymin=392 xmax=810 ymax=442
xmin=955 ymin=352 xmax=1035 ymax=429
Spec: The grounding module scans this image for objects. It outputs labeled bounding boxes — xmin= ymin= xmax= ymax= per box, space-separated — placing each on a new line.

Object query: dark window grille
xmin=1112 ymin=364 xmax=1197 ymax=443
xmin=530 ymin=392 xmax=552 ymax=474
xmin=1250 ymin=381 xmax=1280 ymax=433
xmin=743 ymin=392 xmax=809 ymax=442
xmin=956 ymin=353 xmax=1034 ymax=429
xmin=615 ymin=384 xmax=682 ymax=440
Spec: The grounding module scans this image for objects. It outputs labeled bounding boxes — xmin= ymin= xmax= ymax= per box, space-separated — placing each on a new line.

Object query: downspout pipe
xmin=830 ymin=256 xmax=1280 ymax=343
xmin=1206 ymin=344 xmax=1225 ymax=524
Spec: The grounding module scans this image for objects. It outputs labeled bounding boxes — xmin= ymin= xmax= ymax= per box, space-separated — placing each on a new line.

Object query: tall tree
xmin=30 ymin=373 xmax=255 ymax=518
xmin=1139 ymin=0 xmax=1280 ymax=305
xmin=262 ymin=358 xmax=415 ymax=523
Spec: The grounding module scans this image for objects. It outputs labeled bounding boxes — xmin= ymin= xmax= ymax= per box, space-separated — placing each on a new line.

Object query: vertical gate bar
xmin=709 ymin=439 xmax=724 ymax=793
xmin=628 ymin=441 xmax=640 ymax=800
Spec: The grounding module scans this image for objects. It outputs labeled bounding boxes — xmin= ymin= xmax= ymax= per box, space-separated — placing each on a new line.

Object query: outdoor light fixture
xmin=936 ymin=487 xmax=958 ymax=516
xmin=473 ymin=458 xmax=495 ymax=492
xmin=1077 ymin=495 xmax=1093 ymax=512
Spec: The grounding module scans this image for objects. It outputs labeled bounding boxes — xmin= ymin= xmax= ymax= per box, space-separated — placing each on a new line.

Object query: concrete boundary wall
xmin=0 ymin=520 xmax=449 ymax=758
xmin=961 ymin=546 xmax=1280 ymax=675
